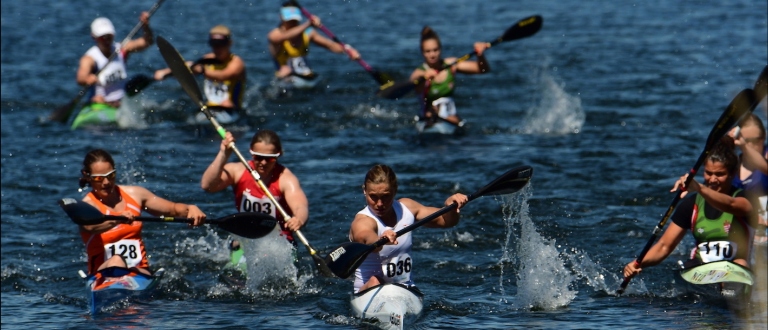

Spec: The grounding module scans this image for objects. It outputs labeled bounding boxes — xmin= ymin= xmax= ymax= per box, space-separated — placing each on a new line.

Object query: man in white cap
xmin=267 ymin=0 xmax=360 ymax=80
xmin=76 ymin=12 xmax=154 ymax=108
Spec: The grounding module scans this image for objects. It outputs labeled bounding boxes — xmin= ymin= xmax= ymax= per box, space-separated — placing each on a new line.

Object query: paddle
xmin=58 ymin=198 xmax=277 ymax=239
xmin=125 ymin=58 xmax=225 ymax=96
xmin=377 ymin=15 xmax=543 ymax=99
xmin=291 ymin=0 xmax=393 ymax=86
xmin=324 ymin=165 xmax=534 ymax=279
xmin=733 ymin=65 xmax=768 ymax=138
xmin=156 ymin=36 xmax=335 ymax=277
xmin=616 ymin=88 xmax=758 ymax=295
xmin=48 ymin=0 xmax=165 ymax=123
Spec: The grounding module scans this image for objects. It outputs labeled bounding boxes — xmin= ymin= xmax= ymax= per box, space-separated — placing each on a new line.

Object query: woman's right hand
xmin=220 ymin=132 xmax=235 ymax=153
xmin=623 ymin=260 xmax=641 ymax=279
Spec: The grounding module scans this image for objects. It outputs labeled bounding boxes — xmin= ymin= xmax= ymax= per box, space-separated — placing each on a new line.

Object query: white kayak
xmin=275 ymin=73 xmax=320 ymax=90
xmin=415 ymin=116 xmax=465 ymax=135
xmin=191 ymin=106 xmax=241 ymax=126
xmin=350 ymin=283 xmax=423 ymax=330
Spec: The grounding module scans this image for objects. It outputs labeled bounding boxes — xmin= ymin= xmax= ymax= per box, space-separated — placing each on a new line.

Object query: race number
xmin=288 ymin=56 xmax=312 ymax=76
xmin=381 ymin=253 xmax=412 ymax=283
xmin=696 ymin=240 xmax=736 ymax=263
xmin=204 ymin=80 xmax=229 ymax=104
xmin=104 ymin=239 xmax=142 ymax=267
xmin=239 ymin=194 xmax=275 ymax=217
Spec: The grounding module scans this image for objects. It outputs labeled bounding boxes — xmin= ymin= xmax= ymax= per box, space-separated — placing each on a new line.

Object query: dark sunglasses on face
xmin=89 ymin=169 xmax=117 ymax=182
xmin=208 ymin=38 xmax=230 ymax=48
xmin=249 ymin=150 xmax=279 ymax=163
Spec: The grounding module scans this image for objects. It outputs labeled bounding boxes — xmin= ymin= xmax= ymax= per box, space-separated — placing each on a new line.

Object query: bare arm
xmin=123 ymin=185 xmax=206 ymax=225
xmin=402 ymin=193 xmax=468 ymax=229
xmin=623 ymin=222 xmax=687 ymax=279
xmin=203 ymin=55 xmax=245 ymax=82
xmin=686 ymin=179 xmax=753 ymax=216
xmin=309 ymin=31 xmax=345 ymax=53
xmin=122 ymin=12 xmax=154 ymax=53
xmin=76 ymin=56 xmax=99 ymax=86
xmin=455 ymin=42 xmax=490 ymax=74
xmin=201 ymin=131 xmax=240 ymax=192
xmin=267 ymin=21 xmax=313 ymax=43
xmin=350 ymin=214 xmax=397 ymax=251
xmin=279 ymin=168 xmax=309 ymax=232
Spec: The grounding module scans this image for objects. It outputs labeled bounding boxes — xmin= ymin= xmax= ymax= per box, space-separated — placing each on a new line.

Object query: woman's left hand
xmin=187 ymin=205 xmax=206 ymax=226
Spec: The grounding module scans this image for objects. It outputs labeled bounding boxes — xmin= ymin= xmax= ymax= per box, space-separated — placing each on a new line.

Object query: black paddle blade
xmin=156 ymin=36 xmax=205 ymax=106
xmin=705 ymin=88 xmax=756 ymax=147
xmin=324 ymin=242 xmax=375 ymax=279
xmin=371 ymin=70 xmax=394 ymax=86
xmin=48 ymin=94 xmax=83 ymax=123
xmin=213 ymin=212 xmax=278 ymax=239
xmin=58 ymin=198 xmax=105 ymax=225
xmin=499 ymin=15 xmax=543 ymax=43
xmin=124 ymin=74 xmax=155 ymax=97
xmin=376 ymin=77 xmax=423 ymax=99
xmin=470 ymin=165 xmax=533 ymax=199
xmin=311 ymin=253 xmax=335 ymax=277
xmin=755 ymin=64 xmax=768 ymax=102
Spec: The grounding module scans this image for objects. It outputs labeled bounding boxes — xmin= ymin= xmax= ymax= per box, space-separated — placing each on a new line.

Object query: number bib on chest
xmin=204 ymin=80 xmax=229 ymax=104
xmin=380 ymin=253 xmax=412 ymax=283
xmin=697 ymin=240 xmax=737 ymax=263
xmin=239 ymin=194 xmax=276 ymax=217
xmin=97 ymin=61 xmax=127 ymax=86
xmin=104 ymin=239 xmax=142 ymax=268
xmin=288 ymin=56 xmax=312 ymax=76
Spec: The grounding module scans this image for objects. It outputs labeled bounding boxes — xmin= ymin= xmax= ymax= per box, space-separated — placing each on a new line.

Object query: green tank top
xmin=418 ymin=62 xmax=455 ymax=103
xmin=691 ymin=190 xmax=744 ymax=244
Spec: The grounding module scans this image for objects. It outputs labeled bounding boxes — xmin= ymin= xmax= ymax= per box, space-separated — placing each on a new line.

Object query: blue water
xmin=2 ymin=0 xmax=767 ymax=329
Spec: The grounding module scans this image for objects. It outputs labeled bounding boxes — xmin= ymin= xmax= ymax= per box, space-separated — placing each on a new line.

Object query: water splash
xmin=115 ymin=94 xmax=149 ymax=130
xmin=240 ymin=228 xmax=313 ymax=296
xmin=499 ymin=184 xmax=577 ymax=310
xmin=521 ymin=64 xmax=584 ymax=135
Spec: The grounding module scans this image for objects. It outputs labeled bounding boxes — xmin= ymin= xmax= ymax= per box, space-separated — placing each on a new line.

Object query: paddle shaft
xmin=296 ymin=7 xmax=373 ymax=72
xmin=51 ymin=0 xmax=164 ymax=123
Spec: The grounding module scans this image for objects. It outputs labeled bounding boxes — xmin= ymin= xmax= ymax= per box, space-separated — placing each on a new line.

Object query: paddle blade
xmin=376 ymin=77 xmax=423 ymax=99
xmin=212 ymin=212 xmax=278 ymax=239
xmin=48 ymin=94 xmax=83 ymax=123
xmin=499 ymin=15 xmax=543 ymax=43
xmin=324 ymin=241 xmax=376 ymax=279
xmin=754 ymin=65 xmax=768 ymax=102
xmin=156 ymin=36 xmax=205 ymax=106
xmin=705 ymin=88 xmax=756 ymax=148
xmin=124 ymin=74 xmax=155 ymax=97
xmin=371 ymin=70 xmax=394 ymax=86
xmin=58 ymin=198 xmax=105 ymax=225
xmin=470 ymin=165 xmax=533 ymax=199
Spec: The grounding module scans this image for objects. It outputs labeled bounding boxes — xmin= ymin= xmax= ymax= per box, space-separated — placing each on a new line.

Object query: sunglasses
xmin=89 ymin=169 xmax=117 ymax=182
xmin=249 ymin=150 xmax=280 ymax=163
xmin=208 ymin=38 xmax=230 ymax=48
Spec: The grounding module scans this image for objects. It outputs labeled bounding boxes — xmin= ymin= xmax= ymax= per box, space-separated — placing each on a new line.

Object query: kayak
xmin=191 ymin=106 xmax=242 ymax=126
xmin=70 ymin=103 xmax=118 ymax=130
xmin=351 ymin=283 xmax=424 ymax=330
xmin=83 ymin=266 xmax=164 ymax=315
xmin=275 ymin=73 xmax=320 ymax=90
xmin=415 ymin=117 xmax=465 ymax=135
xmin=675 ymin=260 xmax=753 ymax=311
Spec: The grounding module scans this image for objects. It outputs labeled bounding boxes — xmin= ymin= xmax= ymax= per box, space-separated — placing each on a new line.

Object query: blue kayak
xmin=85 ymin=267 xmax=164 ymax=315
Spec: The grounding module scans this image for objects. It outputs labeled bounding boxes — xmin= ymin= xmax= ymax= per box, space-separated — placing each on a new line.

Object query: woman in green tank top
xmin=623 ymin=137 xmax=755 ymax=280
xmin=408 ymin=26 xmax=491 ymax=126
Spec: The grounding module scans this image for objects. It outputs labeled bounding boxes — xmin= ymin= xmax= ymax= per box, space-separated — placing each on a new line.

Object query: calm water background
xmin=2 ymin=0 xmax=767 ymax=329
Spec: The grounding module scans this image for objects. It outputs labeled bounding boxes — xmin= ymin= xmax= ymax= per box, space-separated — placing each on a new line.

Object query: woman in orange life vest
xmin=410 ymin=26 xmax=490 ymax=126
xmin=200 ymin=130 xmax=309 ymax=249
xmin=78 ymin=149 xmax=206 ymax=276
xmin=623 ymin=137 xmax=755 ymax=280
xmin=267 ymin=1 xmax=360 ymax=79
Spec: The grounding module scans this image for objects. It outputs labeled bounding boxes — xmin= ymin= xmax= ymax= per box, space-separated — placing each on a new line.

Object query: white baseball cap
xmin=91 ymin=17 xmax=115 ymax=37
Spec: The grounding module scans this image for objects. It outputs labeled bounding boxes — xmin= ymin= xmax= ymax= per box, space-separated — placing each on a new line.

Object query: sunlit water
xmin=2 ymin=0 xmax=767 ymax=329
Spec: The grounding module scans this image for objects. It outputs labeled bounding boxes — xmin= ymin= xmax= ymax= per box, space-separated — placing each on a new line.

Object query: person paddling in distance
xmin=154 ymin=25 xmax=246 ymax=115
xmin=623 ymin=137 xmax=755 ymax=283
xmin=350 ymin=164 xmax=469 ymax=293
xmin=78 ymin=149 xmax=206 ymax=277
xmin=410 ymin=26 xmax=490 ymax=127
xmin=267 ymin=1 xmax=360 ymax=80
xmin=77 ymin=14 xmax=154 ymax=108
xmin=200 ymin=130 xmax=309 ymax=266
xmin=730 ymin=114 xmax=767 ymax=245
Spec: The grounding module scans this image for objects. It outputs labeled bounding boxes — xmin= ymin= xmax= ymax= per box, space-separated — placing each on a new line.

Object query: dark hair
xmin=363 ymin=164 xmax=398 ymax=194
xmin=739 ymin=113 xmax=766 ymax=141
xmin=420 ymin=26 xmax=441 ymax=52
xmin=282 ymin=0 xmax=299 ymax=7
xmin=707 ymin=136 xmax=739 ymax=176
xmin=79 ymin=149 xmax=115 ymax=190
xmin=250 ymin=130 xmax=284 ymax=155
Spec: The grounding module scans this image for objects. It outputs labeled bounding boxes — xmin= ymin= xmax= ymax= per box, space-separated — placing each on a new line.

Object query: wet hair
xmin=282 ymin=0 xmax=299 ymax=7
xmin=738 ymin=113 xmax=766 ymax=141
xmin=420 ymin=26 xmax=441 ymax=52
xmin=363 ymin=164 xmax=398 ymax=194
xmin=707 ymin=136 xmax=739 ymax=176
xmin=79 ymin=149 xmax=115 ymax=190
xmin=250 ymin=129 xmax=283 ymax=154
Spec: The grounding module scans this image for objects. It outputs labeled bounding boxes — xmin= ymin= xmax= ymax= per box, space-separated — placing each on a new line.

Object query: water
xmin=2 ymin=0 xmax=767 ymax=328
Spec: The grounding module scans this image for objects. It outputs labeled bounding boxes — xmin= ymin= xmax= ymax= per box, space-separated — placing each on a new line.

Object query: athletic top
xmin=80 ymin=187 xmax=147 ymax=274
xmin=234 ymin=162 xmax=295 ymax=243
xmin=273 ymin=29 xmax=312 ymax=66
xmin=353 ymin=201 xmax=415 ymax=293
xmin=417 ymin=62 xmax=455 ymax=103
xmin=203 ymin=54 xmax=244 ymax=109
xmin=85 ymin=42 xmax=127 ymax=102
xmin=672 ymin=188 xmax=753 ymax=262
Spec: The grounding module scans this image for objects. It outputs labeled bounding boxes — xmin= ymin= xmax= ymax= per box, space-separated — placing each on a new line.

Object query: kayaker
xmin=200 ymin=130 xmax=309 ymax=265
xmin=410 ymin=26 xmax=491 ymax=127
xmin=267 ymin=1 xmax=360 ymax=80
xmin=731 ymin=114 xmax=767 ymax=246
xmin=349 ymin=164 xmax=468 ymax=293
xmin=623 ymin=137 xmax=756 ymax=281
xmin=154 ymin=25 xmax=246 ymax=114
xmin=78 ymin=149 xmax=206 ymax=276
xmin=76 ymin=13 xmax=154 ymax=109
